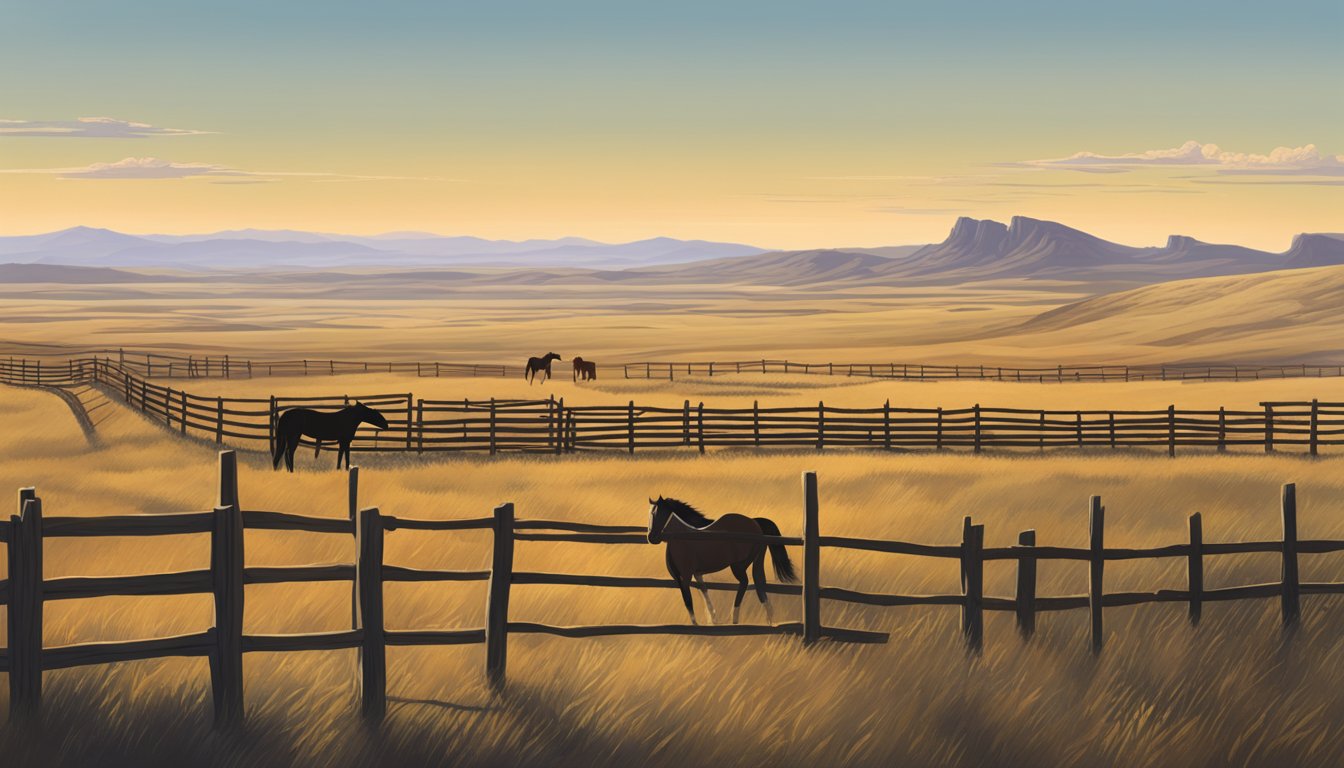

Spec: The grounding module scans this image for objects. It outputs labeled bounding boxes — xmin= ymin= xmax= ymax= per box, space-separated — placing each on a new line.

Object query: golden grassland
xmin=4 ymin=374 xmax=1344 ymax=767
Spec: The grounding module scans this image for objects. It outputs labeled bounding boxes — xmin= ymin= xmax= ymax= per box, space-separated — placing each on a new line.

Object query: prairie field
xmin=4 ymin=371 xmax=1344 ymax=767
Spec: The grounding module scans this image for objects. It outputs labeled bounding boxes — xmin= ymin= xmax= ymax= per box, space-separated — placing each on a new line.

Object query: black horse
xmin=525 ymin=352 xmax=562 ymax=384
xmin=573 ymin=356 xmax=597 ymax=381
xmin=272 ymin=402 xmax=389 ymax=472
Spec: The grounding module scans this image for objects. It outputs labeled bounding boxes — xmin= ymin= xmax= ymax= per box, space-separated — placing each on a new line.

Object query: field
xmin=5 ymin=369 xmax=1344 ymax=766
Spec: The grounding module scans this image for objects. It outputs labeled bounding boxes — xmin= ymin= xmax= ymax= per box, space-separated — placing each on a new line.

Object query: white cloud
xmin=0 ymin=117 xmax=210 ymax=138
xmin=1021 ymin=140 xmax=1344 ymax=176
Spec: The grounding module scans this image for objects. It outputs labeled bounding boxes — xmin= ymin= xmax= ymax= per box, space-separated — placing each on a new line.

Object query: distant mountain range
xmin=0 ymin=227 xmax=766 ymax=270
xmin=4 ymin=218 xmax=1343 ymax=288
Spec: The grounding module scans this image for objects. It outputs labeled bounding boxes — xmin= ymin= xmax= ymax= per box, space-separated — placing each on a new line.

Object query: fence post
xmin=1089 ymin=496 xmax=1105 ymax=654
xmin=628 ymin=400 xmax=636 ymax=454
xmin=1264 ymin=404 xmax=1275 ymax=453
xmin=936 ymin=407 xmax=944 ymax=451
xmin=883 ymin=399 xmax=891 ymax=450
xmin=210 ymin=498 xmax=244 ymax=726
xmin=180 ymin=391 xmax=188 ymax=435
xmin=489 ymin=398 xmax=497 ymax=456
xmin=268 ymin=395 xmax=278 ymax=456
xmin=973 ymin=403 xmax=982 ymax=453
xmin=1168 ymin=405 xmax=1176 ymax=458
xmin=962 ymin=522 xmax=984 ymax=654
xmin=1109 ymin=412 xmax=1116 ymax=449
xmin=1309 ymin=399 xmax=1319 ymax=457
xmin=802 ymin=472 xmax=821 ymax=644
xmin=1218 ymin=407 xmax=1227 ymax=453
xmin=1015 ymin=529 xmax=1036 ymax=639
xmin=356 ymin=506 xmax=386 ymax=721
xmin=1282 ymin=484 xmax=1300 ymax=630
xmin=816 ymin=401 xmax=825 ymax=450
xmin=486 ymin=502 xmax=515 ymax=689
xmin=554 ymin=397 xmax=564 ymax=456
xmin=9 ymin=489 xmax=42 ymax=721
xmin=417 ymin=398 xmax=425 ymax=454
xmin=215 ymin=397 xmax=225 ymax=444
xmin=682 ymin=400 xmax=690 ymax=445
xmin=1188 ymin=512 xmax=1203 ymax=627
xmin=404 ymin=394 xmax=413 ymax=452
xmin=697 ymin=402 xmax=706 ymax=454
xmin=348 ymin=466 xmax=360 ymax=629
xmin=224 ymin=354 xmax=231 ymax=379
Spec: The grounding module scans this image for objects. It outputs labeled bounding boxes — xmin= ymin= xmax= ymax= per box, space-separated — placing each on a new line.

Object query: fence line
xmin=4 ymin=346 xmax=1342 ymax=383
xmin=2 ymin=455 xmax=1333 ymax=726
xmin=1 ymin=357 xmax=1340 ymax=457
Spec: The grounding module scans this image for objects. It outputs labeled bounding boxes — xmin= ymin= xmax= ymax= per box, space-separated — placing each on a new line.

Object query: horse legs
xmin=314 ymin=440 xmax=322 ymax=458
xmin=284 ymin=439 xmax=297 ymax=473
xmin=667 ymin=555 xmax=696 ymax=625
xmin=729 ymin=562 xmax=750 ymax=624
xmin=752 ymin=553 xmax=774 ymax=625
xmin=693 ymin=574 xmax=718 ymax=625
xmin=337 ymin=440 xmax=348 ymax=470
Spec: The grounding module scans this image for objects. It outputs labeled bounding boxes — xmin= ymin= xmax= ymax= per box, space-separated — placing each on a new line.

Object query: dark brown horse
xmin=572 ymin=357 xmax=597 ymax=381
xmin=272 ymin=402 xmax=388 ymax=472
xmin=646 ymin=496 xmax=795 ymax=625
xmin=525 ymin=352 xmax=562 ymax=384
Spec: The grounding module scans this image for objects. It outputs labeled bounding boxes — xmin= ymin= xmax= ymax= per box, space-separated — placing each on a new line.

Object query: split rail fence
xmin=0 ymin=356 xmax=1339 ymax=457
xmin=2 ymin=455 xmax=1332 ymax=727
xmin=4 ymin=347 xmax=1343 ymax=383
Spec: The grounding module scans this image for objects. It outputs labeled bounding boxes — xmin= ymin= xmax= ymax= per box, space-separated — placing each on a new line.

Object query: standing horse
xmin=525 ymin=352 xmax=562 ymax=384
xmin=272 ymin=402 xmax=389 ymax=472
xmin=646 ymin=496 xmax=795 ymax=625
xmin=572 ymin=357 xmax=597 ymax=381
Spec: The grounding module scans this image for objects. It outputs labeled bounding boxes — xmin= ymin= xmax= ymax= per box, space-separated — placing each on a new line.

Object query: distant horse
xmin=646 ymin=496 xmax=796 ymax=625
xmin=525 ymin=352 xmax=562 ymax=384
xmin=272 ymin=402 xmax=389 ymax=472
xmin=572 ymin=357 xmax=597 ymax=382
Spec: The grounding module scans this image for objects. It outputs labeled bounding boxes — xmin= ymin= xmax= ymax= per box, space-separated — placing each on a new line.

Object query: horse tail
xmin=754 ymin=517 xmax=797 ymax=583
xmin=272 ymin=429 xmax=285 ymax=469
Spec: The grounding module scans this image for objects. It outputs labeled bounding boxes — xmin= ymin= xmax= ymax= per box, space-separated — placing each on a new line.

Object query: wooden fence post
xmin=802 ymin=472 xmax=821 ymax=644
xmin=1188 ymin=512 xmax=1203 ymax=627
xmin=628 ymin=400 xmax=636 ymax=454
xmin=357 ymin=506 xmax=386 ymax=721
xmin=682 ymin=400 xmax=690 ymax=445
xmin=962 ymin=522 xmax=984 ymax=654
xmin=883 ymin=399 xmax=891 ymax=451
xmin=489 ymin=398 xmax=497 ymax=456
xmin=554 ymin=397 xmax=564 ymax=456
xmin=816 ymin=401 xmax=825 ymax=450
xmin=1309 ymin=399 xmax=1319 ymax=457
xmin=1089 ymin=496 xmax=1105 ymax=654
xmin=180 ymin=390 xmax=188 ymax=435
xmin=9 ymin=489 xmax=42 ymax=721
xmin=1015 ymin=529 xmax=1036 ymax=639
xmin=417 ymin=398 xmax=425 ymax=454
xmin=1167 ymin=405 xmax=1176 ymax=458
xmin=697 ymin=402 xmax=706 ymax=454
xmin=973 ymin=403 xmax=982 ymax=453
xmin=210 ymin=499 xmax=244 ymax=726
xmin=1282 ymin=484 xmax=1300 ymax=630
xmin=936 ymin=407 xmax=944 ymax=451
xmin=348 ymin=466 xmax=360 ymax=629
xmin=1264 ymin=404 xmax=1275 ymax=453
xmin=486 ymin=502 xmax=515 ymax=688
xmin=405 ymin=394 xmax=413 ymax=452
xmin=215 ymin=397 xmax=225 ymax=444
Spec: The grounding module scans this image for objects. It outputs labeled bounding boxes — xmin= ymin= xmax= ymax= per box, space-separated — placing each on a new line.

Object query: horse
xmin=272 ymin=402 xmax=389 ymax=472
xmin=572 ymin=357 xmax=597 ymax=382
xmin=646 ymin=496 xmax=796 ymax=625
xmin=525 ymin=352 xmax=562 ymax=384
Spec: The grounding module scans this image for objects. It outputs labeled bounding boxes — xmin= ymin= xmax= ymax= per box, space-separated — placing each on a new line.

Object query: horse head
xmin=544 ymin=352 xmax=562 ymax=363
xmin=647 ymin=495 xmax=671 ymax=544
xmin=354 ymin=401 xmax=390 ymax=430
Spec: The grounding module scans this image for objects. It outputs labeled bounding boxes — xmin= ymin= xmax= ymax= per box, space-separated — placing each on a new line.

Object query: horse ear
xmin=648 ymin=497 xmax=655 ymax=505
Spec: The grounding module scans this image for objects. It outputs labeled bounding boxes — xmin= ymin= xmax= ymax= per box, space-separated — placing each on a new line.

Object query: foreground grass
xmin=3 ymin=385 xmax=1344 ymax=767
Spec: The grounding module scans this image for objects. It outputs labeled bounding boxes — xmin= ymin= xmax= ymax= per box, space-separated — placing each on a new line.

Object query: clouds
xmin=1020 ymin=140 xmax=1344 ymax=176
xmin=0 ymin=117 xmax=209 ymax=138
xmin=0 ymin=156 xmax=447 ymax=183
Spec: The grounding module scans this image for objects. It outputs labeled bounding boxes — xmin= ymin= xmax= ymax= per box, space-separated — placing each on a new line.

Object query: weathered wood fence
xmin=1 ymin=358 xmax=1339 ymax=457
xmin=2 ymin=456 xmax=1331 ymax=726
xmin=5 ymin=347 xmax=1342 ymax=383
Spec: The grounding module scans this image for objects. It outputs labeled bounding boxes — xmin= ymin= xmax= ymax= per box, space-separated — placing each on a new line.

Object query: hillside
xmin=1001 ymin=263 xmax=1344 ymax=363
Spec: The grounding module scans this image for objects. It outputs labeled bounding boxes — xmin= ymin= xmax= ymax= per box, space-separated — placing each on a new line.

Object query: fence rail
xmin=4 ymin=346 xmax=1343 ymax=383
xmin=1 ymin=356 xmax=1340 ymax=457
xmin=2 ymin=454 xmax=1333 ymax=728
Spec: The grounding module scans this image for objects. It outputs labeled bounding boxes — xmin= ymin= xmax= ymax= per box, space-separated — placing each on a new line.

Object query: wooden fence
xmin=2 ymin=455 xmax=1334 ymax=727
xmin=5 ymin=347 xmax=1343 ymax=383
xmin=1 ymin=357 xmax=1340 ymax=457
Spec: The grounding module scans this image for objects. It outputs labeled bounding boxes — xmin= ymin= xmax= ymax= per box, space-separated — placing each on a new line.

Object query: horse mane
xmin=661 ymin=497 xmax=713 ymax=528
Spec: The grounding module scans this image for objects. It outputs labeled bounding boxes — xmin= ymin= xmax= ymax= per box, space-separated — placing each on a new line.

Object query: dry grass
xmin=4 ymin=377 xmax=1344 ymax=767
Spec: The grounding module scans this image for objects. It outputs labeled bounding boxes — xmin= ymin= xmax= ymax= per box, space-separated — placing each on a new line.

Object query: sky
xmin=1 ymin=0 xmax=1341 ymax=250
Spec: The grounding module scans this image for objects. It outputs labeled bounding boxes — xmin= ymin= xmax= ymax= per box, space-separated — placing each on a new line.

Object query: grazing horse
xmin=525 ymin=352 xmax=562 ymax=384
xmin=272 ymin=402 xmax=389 ymax=472
xmin=572 ymin=357 xmax=597 ymax=382
xmin=646 ymin=496 xmax=796 ymax=625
